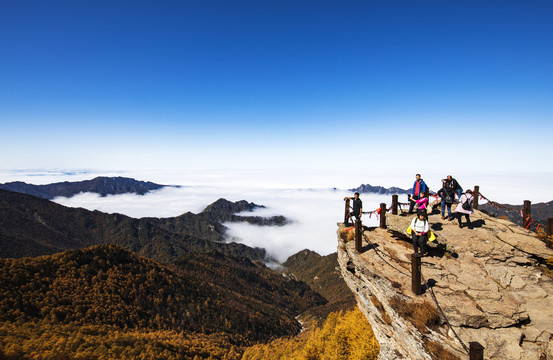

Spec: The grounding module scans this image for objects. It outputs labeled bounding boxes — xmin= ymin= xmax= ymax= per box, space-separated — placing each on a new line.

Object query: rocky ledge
xmin=337 ymin=206 xmax=553 ymax=360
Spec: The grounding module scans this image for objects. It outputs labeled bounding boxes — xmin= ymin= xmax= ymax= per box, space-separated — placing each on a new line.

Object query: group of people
xmin=344 ymin=174 xmax=475 ymax=257
xmin=409 ymin=174 xmax=474 ymax=225
xmin=408 ymin=173 xmax=475 ymax=255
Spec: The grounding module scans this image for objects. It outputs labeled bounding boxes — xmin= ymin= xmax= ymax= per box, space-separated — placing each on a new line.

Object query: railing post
xmin=523 ymin=200 xmax=532 ymax=229
xmin=469 ymin=342 xmax=484 ymax=360
xmin=547 ymin=218 xmax=553 ymax=249
xmin=379 ymin=203 xmax=387 ymax=229
xmin=411 ymin=253 xmax=422 ymax=295
xmin=344 ymin=198 xmax=351 ymax=225
xmin=392 ymin=195 xmax=398 ymax=215
xmin=355 ymin=220 xmax=363 ymax=253
xmin=473 ymin=186 xmax=479 ymax=210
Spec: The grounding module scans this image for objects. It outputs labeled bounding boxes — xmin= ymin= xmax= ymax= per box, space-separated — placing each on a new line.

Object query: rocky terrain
xmin=479 ymin=200 xmax=553 ymax=229
xmin=337 ymin=205 xmax=553 ymax=359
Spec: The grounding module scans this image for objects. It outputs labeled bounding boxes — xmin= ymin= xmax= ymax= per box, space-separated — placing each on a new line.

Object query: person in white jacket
xmin=411 ymin=211 xmax=430 ymax=255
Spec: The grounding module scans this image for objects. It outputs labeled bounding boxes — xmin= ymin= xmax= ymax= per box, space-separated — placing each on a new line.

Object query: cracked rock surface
xmin=337 ymin=207 xmax=553 ymax=360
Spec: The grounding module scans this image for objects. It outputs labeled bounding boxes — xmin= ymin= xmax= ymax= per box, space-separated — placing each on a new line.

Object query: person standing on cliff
xmin=442 ymin=175 xmax=462 ymax=202
xmin=411 ymin=211 xmax=430 ymax=255
xmin=344 ymin=192 xmax=362 ymax=224
xmin=409 ymin=174 xmax=428 ymax=214
xmin=438 ymin=184 xmax=455 ymax=220
xmin=454 ymin=189 xmax=474 ymax=228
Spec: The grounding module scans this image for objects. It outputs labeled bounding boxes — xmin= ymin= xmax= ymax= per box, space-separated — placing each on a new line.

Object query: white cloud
xmin=5 ymin=168 xmax=553 ymax=263
xmin=52 ymin=183 xmax=391 ymax=262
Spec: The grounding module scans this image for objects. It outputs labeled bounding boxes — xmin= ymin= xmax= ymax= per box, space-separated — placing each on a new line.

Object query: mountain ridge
xmin=349 ymin=183 xmax=410 ymax=195
xmin=0 ymin=176 xmax=173 ymax=199
xmin=0 ymin=188 xmax=272 ymax=262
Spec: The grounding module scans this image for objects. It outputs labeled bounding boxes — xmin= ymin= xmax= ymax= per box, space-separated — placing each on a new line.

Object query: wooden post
xmin=523 ymin=200 xmax=531 ymax=229
xmin=379 ymin=203 xmax=387 ymax=229
xmin=392 ymin=195 xmax=398 ymax=215
xmin=344 ymin=198 xmax=350 ymax=225
xmin=355 ymin=220 xmax=362 ymax=253
xmin=469 ymin=342 xmax=484 ymax=360
xmin=411 ymin=253 xmax=422 ymax=295
xmin=473 ymin=186 xmax=479 ymax=210
xmin=547 ymin=218 xmax=553 ymax=249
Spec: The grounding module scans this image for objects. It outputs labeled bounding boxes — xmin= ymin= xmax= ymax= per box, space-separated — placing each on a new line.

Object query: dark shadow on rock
xmin=425 ymin=242 xmax=458 ymax=260
xmin=422 ymin=278 xmax=437 ymax=292
xmin=363 ymin=226 xmax=378 ymax=232
xmin=470 ymin=219 xmax=486 ymax=228
xmin=425 ymin=243 xmax=446 ymax=258
xmin=362 ymin=243 xmax=379 ymax=252
xmin=431 ymin=223 xmax=443 ymax=231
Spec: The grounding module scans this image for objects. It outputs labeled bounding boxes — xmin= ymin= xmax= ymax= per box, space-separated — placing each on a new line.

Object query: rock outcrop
xmin=337 ymin=206 xmax=553 ymax=360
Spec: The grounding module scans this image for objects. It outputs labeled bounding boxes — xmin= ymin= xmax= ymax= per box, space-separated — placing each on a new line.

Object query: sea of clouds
xmin=51 ymin=185 xmax=391 ymax=263
xmin=2 ymin=167 xmax=552 ymax=263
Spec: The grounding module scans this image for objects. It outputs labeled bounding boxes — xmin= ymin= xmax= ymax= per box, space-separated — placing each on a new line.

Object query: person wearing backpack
xmin=454 ymin=189 xmax=474 ymax=228
xmin=437 ymin=185 xmax=455 ymax=220
xmin=410 ymin=211 xmax=430 ymax=255
xmin=442 ymin=175 xmax=463 ymax=202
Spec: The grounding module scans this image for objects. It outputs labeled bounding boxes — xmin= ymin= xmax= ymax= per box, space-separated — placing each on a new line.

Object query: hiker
xmin=437 ymin=184 xmax=455 ymax=220
xmin=409 ymin=174 xmax=428 ymax=213
xmin=455 ymin=189 xmax=474 ymax=228
xmin=411 ymin=211 xmax=429 ymax=255
xmin=409 ymin=191 xmax=428 ymax=213
xmin=442 ymin=175 xmax=462 ymax=202
xmin=344 ymin=192 xmax=362 ymax=224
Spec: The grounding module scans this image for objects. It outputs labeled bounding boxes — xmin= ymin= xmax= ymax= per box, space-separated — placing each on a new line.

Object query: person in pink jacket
xmin=409 ymin=191 xmax=428 ymax=212
xmin=454 ymin=189 xmax=474 ymax=228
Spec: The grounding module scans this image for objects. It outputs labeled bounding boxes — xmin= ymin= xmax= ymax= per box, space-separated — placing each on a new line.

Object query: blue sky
xmin=1 ymin=1 xmax=552 ymax=178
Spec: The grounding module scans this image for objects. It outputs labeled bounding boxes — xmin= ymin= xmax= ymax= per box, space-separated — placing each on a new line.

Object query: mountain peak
xmin=203 ymin=198 xmax=263 ymax=214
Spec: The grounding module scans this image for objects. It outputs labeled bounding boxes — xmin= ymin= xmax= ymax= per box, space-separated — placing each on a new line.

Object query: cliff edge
xmin=337 ymin=207 xmax=553 ymax=360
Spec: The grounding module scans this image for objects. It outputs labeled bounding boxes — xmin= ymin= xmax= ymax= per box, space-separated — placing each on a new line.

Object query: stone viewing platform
xmin=337 ymin=206 xmax=553 ymax=360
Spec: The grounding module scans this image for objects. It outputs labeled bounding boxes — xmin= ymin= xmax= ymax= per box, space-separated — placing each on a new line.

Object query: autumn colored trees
xmin=242 ymin=307 xmax=380 ymax=360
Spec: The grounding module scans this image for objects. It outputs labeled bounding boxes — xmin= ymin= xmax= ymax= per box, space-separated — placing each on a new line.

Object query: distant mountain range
xmin=349 ymin=183 xmax=410 ymax=195
xmin=0 ymin=176 xmax=173 ymax=199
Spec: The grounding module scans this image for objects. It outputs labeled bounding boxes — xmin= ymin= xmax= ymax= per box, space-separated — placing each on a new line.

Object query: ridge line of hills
xmin=348 ymin=183 xmax=410 ymax=195
xmin=0 ymin=188 xmax=278 ymax=262
xmin=0 ymin=176 xmax=175 ymax=199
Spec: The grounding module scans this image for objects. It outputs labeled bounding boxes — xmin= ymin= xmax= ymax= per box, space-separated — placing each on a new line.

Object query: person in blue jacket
xmin=409 ymin=174 xmax=428 ymax=214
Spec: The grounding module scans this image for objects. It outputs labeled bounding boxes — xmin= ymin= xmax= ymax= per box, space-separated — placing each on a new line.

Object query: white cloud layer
xmin=52 ymin=184 xmax=390 ymax=263
xmin=3 ymin=168 xmax=553 ymax=263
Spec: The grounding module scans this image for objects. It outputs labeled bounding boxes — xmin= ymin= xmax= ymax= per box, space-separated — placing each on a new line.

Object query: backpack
xmin=462 ymin=195 xmax=473 ymax=210
xmin=441 ymin=189 xmax=453 ymax=204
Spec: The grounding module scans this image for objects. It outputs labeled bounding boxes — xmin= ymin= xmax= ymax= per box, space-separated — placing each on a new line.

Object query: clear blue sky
xmin=1 ymin=1 xmax=552 ymax=175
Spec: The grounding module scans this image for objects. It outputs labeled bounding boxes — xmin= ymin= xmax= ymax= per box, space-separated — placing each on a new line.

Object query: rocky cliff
xmin=336 ymin=206 xmax=553 ymax=359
